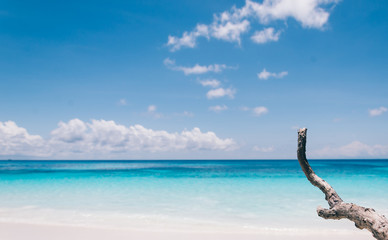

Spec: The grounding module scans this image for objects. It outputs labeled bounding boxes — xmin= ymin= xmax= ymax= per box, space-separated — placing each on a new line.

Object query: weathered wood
xmin=297 ymin=128 xmax=388 ymax=240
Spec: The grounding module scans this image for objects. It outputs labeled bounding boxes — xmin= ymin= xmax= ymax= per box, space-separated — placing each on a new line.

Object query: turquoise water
xmin=0 ymin=160 xmax=387 ymax=231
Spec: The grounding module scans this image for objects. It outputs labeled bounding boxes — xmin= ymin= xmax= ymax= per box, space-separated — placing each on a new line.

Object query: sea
xmin=0 ymin=160 xmax=387 ymax=234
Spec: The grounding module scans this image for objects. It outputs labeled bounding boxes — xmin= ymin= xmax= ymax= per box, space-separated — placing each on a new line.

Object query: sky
xmin=0 ymin=0 xmax=387 ymax=159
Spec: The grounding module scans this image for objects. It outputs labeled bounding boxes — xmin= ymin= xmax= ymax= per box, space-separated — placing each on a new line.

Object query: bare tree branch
xmin=297 ymin=128 xmax=388 ymax=240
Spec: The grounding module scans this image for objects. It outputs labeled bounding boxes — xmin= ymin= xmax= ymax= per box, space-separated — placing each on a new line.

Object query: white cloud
xmin=0 ymin=121 xmax=48 ymax=156
xmin=241 ymin=106 xmax=269 ymax=116
xmin=50 ymin=119 xmax=88 ymax=144
xmin=211 ymin=19 xmax=250 ymax=44
xmin=369 ymin=107 xmax=387 ymax=117
xmin=251 ymin=27 xmax=281 ymax=44
xmin=0 ymin=119 xmax=238 ymax=158
xmin=147 ymin=105 xmax=162 ymax=119
xmin=163 ymin=57 xmax=175 ymax=66
xmin=179 ymin=64 xmax=227 ymax=75
xmin=167 ymin=24 xmax=209 ymax=52
xmin=206 ymin=87 xmax=236 ymax=99
xmin=245 ymin=0 xmax=337 ymax=28
xmin=252 ymin=146 xmax=274 ymax=152
xmin=148 ymin=105 xmax=157 ymax=113
xmin=51 ymin=119 xmax=237 ymax=153
xmin=118 ymin=98 xmax=127 ymax=106
xmin=167 ymin=0 xmax=337 ymax=51
xmin=258 ymin=68 xmax=288 ymax=80
xmin=314 ymin=141 xmax=388 ymax=158
xmin=253 ymin=106 xmax=269 ymax=116
xmin=198 ymin=79 xmax=236 ymax=101
xmin=164 ymin=58 xmax=228 ymax=75
xmin=199 ymin=79 xmax=221 ymax=88
xmin=209 ymin=105 xmax=228 ymax=113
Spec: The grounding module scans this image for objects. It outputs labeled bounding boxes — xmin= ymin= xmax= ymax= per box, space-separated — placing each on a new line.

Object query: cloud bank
xmin=0 ymin=119 xmax=237 ymax=158
xmin=0 ymin=121 xmax=47 ymax=157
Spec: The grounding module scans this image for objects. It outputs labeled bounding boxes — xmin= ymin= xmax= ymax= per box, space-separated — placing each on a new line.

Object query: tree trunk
xmin=297 ymin=128 xmax=388 ymax=240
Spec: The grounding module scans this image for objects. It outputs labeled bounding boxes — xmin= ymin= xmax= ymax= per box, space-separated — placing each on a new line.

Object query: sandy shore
xmin=0 ymin=222 xmax=372 ymax=240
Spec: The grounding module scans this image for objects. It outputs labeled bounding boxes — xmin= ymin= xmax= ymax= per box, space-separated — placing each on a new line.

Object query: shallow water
xmin=0 ymin=160 xmax=387 ymax=232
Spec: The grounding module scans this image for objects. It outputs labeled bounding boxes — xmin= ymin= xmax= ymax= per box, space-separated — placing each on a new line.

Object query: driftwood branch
xmin=297 ymin=128 xmax=388 ymax=240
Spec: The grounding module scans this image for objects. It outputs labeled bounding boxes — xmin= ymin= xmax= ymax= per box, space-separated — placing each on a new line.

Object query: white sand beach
xmin=0 ymin=222 xmax=372 ymax=240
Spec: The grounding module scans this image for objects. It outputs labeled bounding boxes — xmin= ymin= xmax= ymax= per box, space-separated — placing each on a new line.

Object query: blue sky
xmin=0 ymin=0 xmax=387 ymax=159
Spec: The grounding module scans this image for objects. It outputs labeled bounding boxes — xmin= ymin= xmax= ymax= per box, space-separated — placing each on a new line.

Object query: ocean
xmin=0 ymin=160 xmax=387 ymax=234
